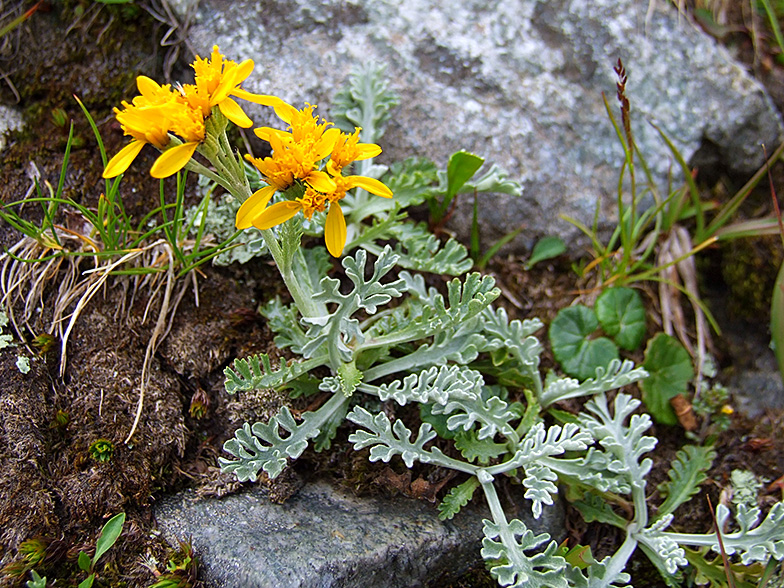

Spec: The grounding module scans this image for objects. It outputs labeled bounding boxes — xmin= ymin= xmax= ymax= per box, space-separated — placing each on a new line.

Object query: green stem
xmin=259 ymin=229 xmax=320 ymax=319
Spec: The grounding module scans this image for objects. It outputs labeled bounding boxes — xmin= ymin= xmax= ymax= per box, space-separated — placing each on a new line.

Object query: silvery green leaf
xmin=454 ymin=431 xmax=508 ymax=464
xmin=330 ymin=62 xmax=398 ymax=143
xmin=482 ymin=306 xmax=544 ymax=341
xmin=563 ymin=556 xmax=632 ymax=588
xmin=579 ymin=393 xmax=657 ymax=483
xmin=539 ymin=359 xmax=648 ymax=407
xmin=638 ymin=527 xmax=687 ymax=574
xmin=260 ymin=297 xmax=308 ymax=353
xmin=347 ymin=406 xmax=451 ymax=469
xmin=361 ymin=273 xmax=500 ymax=381
xmin=375 ymin=221 xmax=473 ymax=275
xmin=398 ymin=270 xmax=441 ymax=305
xmin=183 ymin=193 xmax=268 ymax=265
xmin=459 ymin=162 xmax=522 ymax=197
xmin=481 ymin=519 xmax=568 ymax=588
xmin=373 ymin=365 xmax=484 ymax=406
xmin=699 ymin=503 xmax=784 ymax=564
xmin=221 ymin=399 xmax=342 ymax=481
xmin=512 ymin=422 xmax=593 ymax=464
xmin=343 ymin=247 xmax=406 ymax=313
xmin=223 ymin=353 xmax=326 ymax=394
xmin=381 ymin=157 xmax=439 ymax=208
xmin=303 ymin=246 xmax=406 ymax=361
xmin=522 ymin=463 xmax=558 ymax=519
xmin=480 ymin=306 xmax=545 ymax=385
xmin=560 ymin=447 xmax=632 ymax=495
xmin=436 ymin=392 xmax=517 ymax=440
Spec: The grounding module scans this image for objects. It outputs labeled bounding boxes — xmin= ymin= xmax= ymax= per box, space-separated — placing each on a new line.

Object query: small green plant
xmin=54 ymin=49 xmax=784 ymax=588
xmin=640 ymin=332 xmax=695 ymax=425
xmin=74 ymin=512 xmax=126 ymax=588
xmin=5 ymin=514 xmax=125 ymax=588
xmin=88 ymin=439 xmax=115 ymax=463
xmin=548 ymin=288 xmax=696 ymax=424
xmin=524 ymin=236 xmax=567 ymax=270
xmin=149 ymin=538 xmax=199 ymax=588
xmin=563 ymin=59 xmax=784 ymax=383
xmin=548 ymin=286 xmax=646 ymax=380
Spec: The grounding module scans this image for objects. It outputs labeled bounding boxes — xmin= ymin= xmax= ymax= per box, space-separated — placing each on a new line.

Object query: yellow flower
xmin=235 ymin=100 xmax=392 ymax=256
xmin=247 ymin=174 xmax=393 ymax=257
xmin=104 ymin=46 xmax=289 ymax=180
xmin=326 ymin=128 xmax=382 ymax=175
xmin=103 ymin=76 xmax=202 ymax=179
xmin=186 ymin=45 xmax=291 ymax=128
xmin=237 ymin=104 xmax=341 ymax=229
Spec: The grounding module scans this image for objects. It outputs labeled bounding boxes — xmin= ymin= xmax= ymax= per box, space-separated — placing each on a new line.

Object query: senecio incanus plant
xmin=106 ymin=47 xmax=784 ymax=586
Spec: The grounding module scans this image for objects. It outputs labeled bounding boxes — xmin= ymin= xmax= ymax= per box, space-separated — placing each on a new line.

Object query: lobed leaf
xmin=347 ymin=406 xmax=449 ymax=469
xmin=330 ymin=62 xmax=399 ymax=143
xmin=656 ymin=445 xmax=716 ymax=519
xmin=438 ymin=477 xmax=480 ymax=521
xmin=481 ymin=518 xmax=568 ymax=588
xmin=224 ymin=353 xmax=325 ymax=394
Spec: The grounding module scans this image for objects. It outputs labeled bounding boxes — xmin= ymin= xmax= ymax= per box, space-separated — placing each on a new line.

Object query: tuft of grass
xmin=0 ymin=98 xmax=241 ymax=443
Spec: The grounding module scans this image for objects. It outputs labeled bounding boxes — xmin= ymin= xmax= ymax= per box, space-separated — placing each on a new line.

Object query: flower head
xmin=103 ymin=45 xmax=287 ymax=179
xmin=244 ymin=173 xmax=392 ymax=257
xmin=326 ymin=128 xmax=382 ymax=175
xmin=183 ymin=45 xmax=257 ymax=127
xmin=235 ymin=102 xmax=392 ymax=256
xmin=103 ymin=76 xmax=204 ymax=179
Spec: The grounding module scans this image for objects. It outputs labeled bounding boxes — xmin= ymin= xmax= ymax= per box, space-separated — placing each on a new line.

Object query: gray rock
xmin=153 ymin=479 xmax=564 ymax=587
xmin=179 ymin=0 xmax=783 ymax=251
xmin=0 ymin=105 xmax=23 ymax=152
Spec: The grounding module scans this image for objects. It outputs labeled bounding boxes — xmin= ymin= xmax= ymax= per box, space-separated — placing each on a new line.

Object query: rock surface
xmin=0 ymin=105 xmax=23 ymax=152
xmin=179 ymin=0 xmax=784 ymax=251
xmin=154 ymin=479 xmax=565 ymax=587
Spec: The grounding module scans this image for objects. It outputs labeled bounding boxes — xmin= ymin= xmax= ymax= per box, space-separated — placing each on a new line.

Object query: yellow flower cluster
xmin=103 ymin=46 xmax=283 ymax=179
xmin=103 ymin=45 xmax=393 ymax=257
xmin=236 ymin=103 xmax=392 ymax=257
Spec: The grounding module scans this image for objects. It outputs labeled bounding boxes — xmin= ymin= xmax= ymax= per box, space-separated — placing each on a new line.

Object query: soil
xmin=0 ymin=2 xmax=783 ymax=588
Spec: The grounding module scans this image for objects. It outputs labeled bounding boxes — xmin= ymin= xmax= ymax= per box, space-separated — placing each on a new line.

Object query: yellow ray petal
xmin=234 ymin=59 xmax=254 ymax=84
xmin=354 ymin=143 xmax=382 ymax=160
xmin=345 ymin=175 xmax=393 ymax=198
xmin=254 ymin=126 xmax=292 ymax=144
xmin=150 ymin=141 xmax=199 ymax=178
xmin=211 ymin=69 xmax=238 ymax=106
xmin=231 ymin=89 xmax=295 ymax=121
xmin=252 ymin=200 xmax=302 ymax=230
xmin=136 ymin=75 xmax=161 ymax=96
xmin=103 ymin=140 xmax=145 ymax=178
xmin=307 ymin=171 xmax=338 ymax=193
xmin=312 ymin=127 xmax=341 ymax=161
xmin=219 ymin=97 xmax=253 ymax=128
xmin=235 ymin=185 xmax=277 ymax=229
xmin=325 ymin=201 xmax=347 ymax=257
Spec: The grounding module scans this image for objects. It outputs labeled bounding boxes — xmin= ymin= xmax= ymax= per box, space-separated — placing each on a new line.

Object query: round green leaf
xmin=641 ymin=333 xmax=694 ymax=425
xmin=549 ymin=305 xmax=619 ymax=381
xmin=595 ymin=287 xmax=646 ymax=351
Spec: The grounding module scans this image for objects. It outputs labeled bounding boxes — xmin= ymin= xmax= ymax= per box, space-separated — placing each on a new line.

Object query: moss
xmin=720 ymin=236 xmax=784 ymax=321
